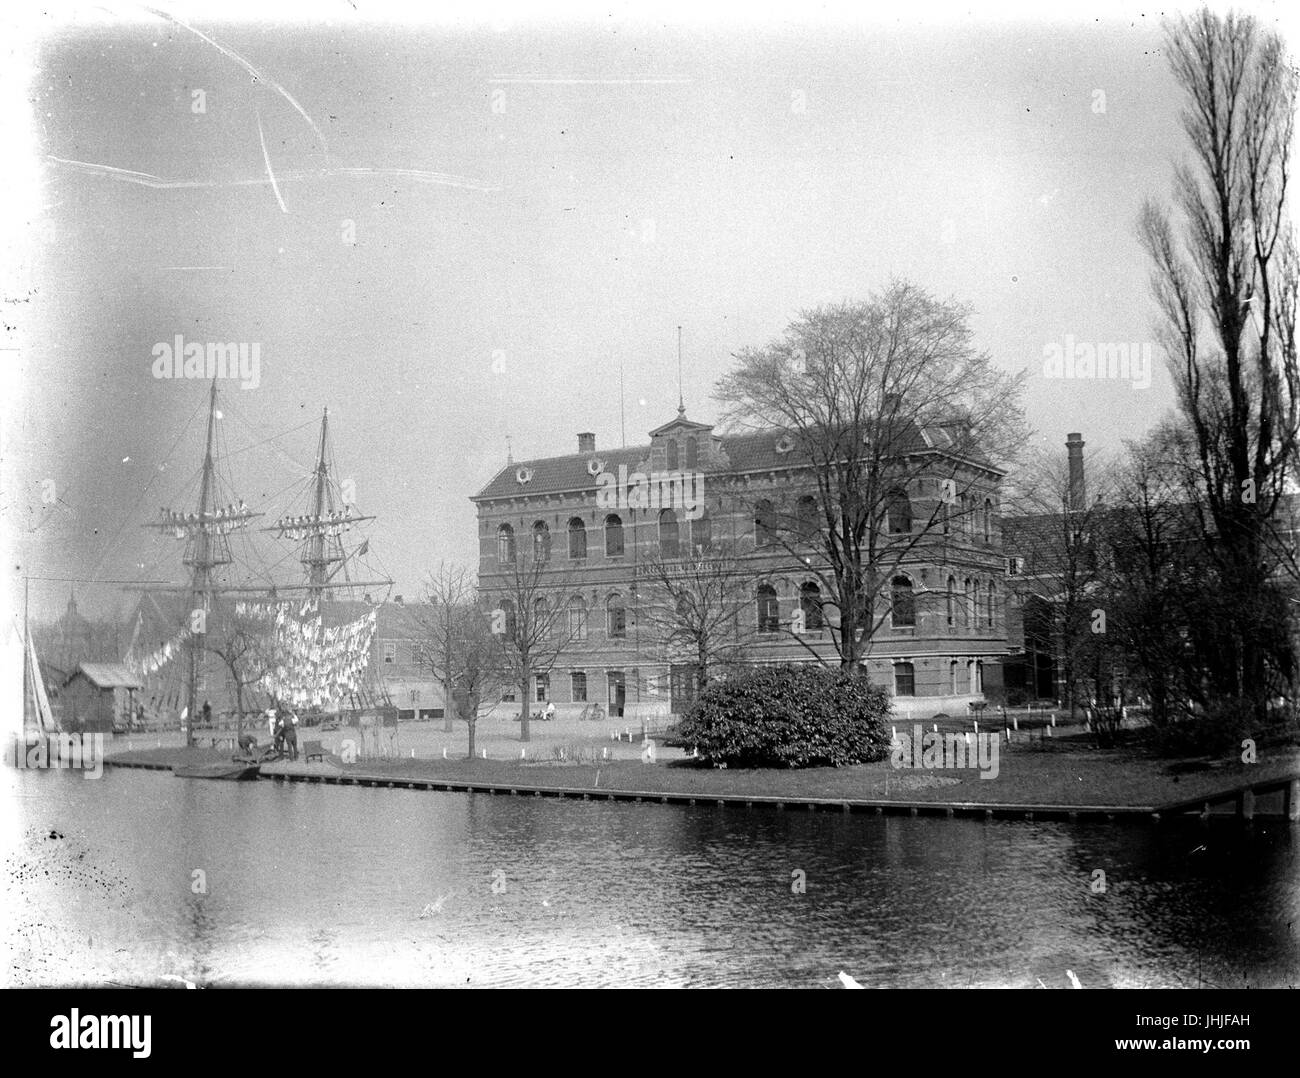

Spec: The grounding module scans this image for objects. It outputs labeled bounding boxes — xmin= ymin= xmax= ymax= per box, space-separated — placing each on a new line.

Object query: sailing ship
xmin=126 ymin=380 xmax=396 ymax=773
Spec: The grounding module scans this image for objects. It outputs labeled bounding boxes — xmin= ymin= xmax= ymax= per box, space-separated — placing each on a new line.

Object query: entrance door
xmin=670 ymin=664 xmax=698 ymax=716
xmin=607 ymin=671 xmax=626 ymax=718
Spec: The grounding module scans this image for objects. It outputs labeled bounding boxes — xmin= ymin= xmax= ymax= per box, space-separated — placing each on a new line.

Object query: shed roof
xmin=68 ymin=662 xmax=143 ymax=690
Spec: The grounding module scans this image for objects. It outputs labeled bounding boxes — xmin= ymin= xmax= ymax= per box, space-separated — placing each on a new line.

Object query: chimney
xmin=1066 ymin=433 xmax=1086 ymax=512
xmin=578 ymin=432 xmax=595 ymax=453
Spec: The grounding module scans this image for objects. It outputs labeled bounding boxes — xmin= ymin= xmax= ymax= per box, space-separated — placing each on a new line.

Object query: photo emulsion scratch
xmin=1 ymin=0 xmax=1297 ymax=1043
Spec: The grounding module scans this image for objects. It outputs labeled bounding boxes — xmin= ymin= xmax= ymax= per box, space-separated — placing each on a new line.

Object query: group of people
xmin=266 ymin=704 xmax=300 ymax=760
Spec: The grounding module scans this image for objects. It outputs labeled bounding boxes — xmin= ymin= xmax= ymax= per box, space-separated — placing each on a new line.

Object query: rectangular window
xmin=382 ymin=641 xmax=396 ymax=665
xmin=894 ymin=662 xmax=916 ymax=697
xmin=571 ymin=672 xmax=587 ymax=702
xmin=535 ymin=674 xmax=549 ymax=703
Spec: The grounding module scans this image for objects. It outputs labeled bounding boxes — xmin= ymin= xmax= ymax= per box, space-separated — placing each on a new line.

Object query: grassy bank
xmin=106 ymin=738 xmax=1300 ymax=811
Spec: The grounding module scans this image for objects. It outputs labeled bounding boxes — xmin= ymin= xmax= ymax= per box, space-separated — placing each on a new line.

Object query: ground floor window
xmin=894 ymin=661 xmax=916 ymax=697
xmin=535 ymin=674 xmax=549 ymax=702
xmin=571 ymin=671 xmax=587 ymax=702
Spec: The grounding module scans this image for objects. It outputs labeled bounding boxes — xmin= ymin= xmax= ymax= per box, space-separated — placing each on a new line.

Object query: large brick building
xmin=471 ymin=407 xmax=1009 ymax=721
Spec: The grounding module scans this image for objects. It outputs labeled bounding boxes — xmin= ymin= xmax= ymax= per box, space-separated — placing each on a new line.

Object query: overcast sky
xmin=3 ymin=1 xmax=1295 ymax=622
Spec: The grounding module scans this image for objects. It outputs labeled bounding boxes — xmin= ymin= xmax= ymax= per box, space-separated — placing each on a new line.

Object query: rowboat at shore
xmin=172 ymin=762 xmax=261 ymax=781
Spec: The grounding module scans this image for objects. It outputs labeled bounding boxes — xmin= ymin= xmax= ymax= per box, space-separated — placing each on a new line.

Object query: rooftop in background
xmin=66 ymin=662 xmax=143 ymax=690
xmin=472 ymin=412 xmax=999 ymax=501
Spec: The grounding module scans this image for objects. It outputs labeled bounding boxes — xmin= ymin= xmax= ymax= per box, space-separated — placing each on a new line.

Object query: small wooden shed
xmin=61 ymin=663 xmax=142 ymax=733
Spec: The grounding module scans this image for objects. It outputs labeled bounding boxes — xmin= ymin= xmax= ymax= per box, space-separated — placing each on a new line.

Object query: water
xmin=3 ymin=765 xmax=1298 ymax=988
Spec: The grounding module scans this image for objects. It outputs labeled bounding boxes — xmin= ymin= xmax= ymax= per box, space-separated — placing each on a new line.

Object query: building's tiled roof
xmin=472 ymin=418 xmax=996 ymax=501
xmin=69 ymin=662 xmax=143 ymax=690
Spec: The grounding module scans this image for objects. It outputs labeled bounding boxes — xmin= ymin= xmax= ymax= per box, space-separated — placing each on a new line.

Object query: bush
xmin=1147 ymin=697 xmax=1260 ymax=758
xmin=676 ymin=664 xmax=893 ymax=768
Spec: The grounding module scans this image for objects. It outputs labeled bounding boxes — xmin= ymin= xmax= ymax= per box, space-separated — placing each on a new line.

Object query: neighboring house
xmin=1001 ymin=431 xmax=1300 ymax=709
xmin=60 ymin=663 xmax=142 ymax=733
xmin=471 ymin=408 xmax=1009 ymax=721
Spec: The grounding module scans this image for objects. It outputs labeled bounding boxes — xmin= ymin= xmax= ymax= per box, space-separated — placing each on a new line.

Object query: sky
xmin=2 ymin=0 xmax=1296 ymax=623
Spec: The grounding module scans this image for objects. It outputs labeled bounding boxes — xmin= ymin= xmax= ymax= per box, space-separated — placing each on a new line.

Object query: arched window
xmin=983 ymin=498 xmax=993 ymax=542
xmin=756 ymin=584 xmax=779 ymax=633
xmin=532 ymin=520 xmax=551 ymax=563
xmin=946 ymin=576 xmax=956 ymax=626
xmin=658 ymin=508 xmax=680 ymax=558
xmin=971 ymin=580 xmax=981 ymax=629
xmin=891 ymin=576 xmax=915 ymax=628
xmin=800 ymin=582 xmax=824 ymax=630
xmin=963 ymin=578 xmax=973 ymax=627
xmin=497 ymin=524 xmax=516 ymax=564
xmin=986 ymin=581 xmax=996 ymax=628
xmin=666 ymin=439 xmax=679 ymax=470
xmin=691 ymin=511 xmax=711 ymax=553
xmin=887 ymin=488 xmax=912 ymax=534
xmin=533 ymin=596 xmax=548 ymax=635
xmin=568 ymin=517 xmax=587 ymax=560
xmin=950 ymin=659 xmax=960 ymax=694
xmin=675 ymin=594 xmax=691 ymax=621
xmin=796 ymin=495 xmax=819 ymax=541
xmin=605 ymin=514 xmax=624 ymax=557
xmin=568 ymin=595 xmax=587 ymax=640
xmin=606 ymin=593 xmax=626 ymax=638
xmin=755 ymin=499 xmax=777 ymax=546
xmin=685 ymin=436 xmax=698 ymax=470
xmin=500 ymin=599 xmax=517 ymax=640
xmin=894 ymin=661 xmax=916 ymax=697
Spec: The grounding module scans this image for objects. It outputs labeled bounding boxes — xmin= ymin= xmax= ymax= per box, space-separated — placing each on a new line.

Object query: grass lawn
xmin=108 ymin=734 xmax=1300 ymax=811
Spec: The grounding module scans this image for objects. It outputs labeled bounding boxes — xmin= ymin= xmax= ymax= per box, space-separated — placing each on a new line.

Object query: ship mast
xmin=183 ymin=380 xmax=220 ymax=747
xmin=306 ymin=407 xmax=331 ymax=599
xmin=263 ymin=407 xmax=389 ymax=602
xmin=140 ymin=380 xmax=263 ymax=746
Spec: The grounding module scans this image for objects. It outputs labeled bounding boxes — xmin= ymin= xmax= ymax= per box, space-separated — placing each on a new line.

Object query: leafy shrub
xmin=676 ymin=664 xmax=893 ymax=768
xmin=1147 ymin=697 xmax=1260 ymax=757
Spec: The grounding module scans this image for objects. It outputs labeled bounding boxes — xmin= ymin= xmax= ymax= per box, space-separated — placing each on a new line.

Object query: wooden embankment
xmin=103 ymin=756 xmax=1300 ymax=823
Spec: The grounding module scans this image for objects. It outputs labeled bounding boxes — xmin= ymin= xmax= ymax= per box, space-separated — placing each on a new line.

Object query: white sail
xmin=26 ymin=631 xmax=57 ymax=734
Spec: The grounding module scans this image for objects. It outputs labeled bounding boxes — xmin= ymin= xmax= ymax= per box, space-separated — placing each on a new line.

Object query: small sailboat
xmin=12 ymin=573 xmax=62 ymax=764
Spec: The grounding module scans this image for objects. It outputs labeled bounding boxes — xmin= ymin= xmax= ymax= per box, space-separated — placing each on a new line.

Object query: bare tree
xmin=636 ymin=537 xmax=756 ymax=701
xmin=1002 ymin=448 xmax=1115 ymax=723
xmin=204 ymin=606 xmax=283 ymax=739
xmin=416 ymin=562 xmax=475 ymax=733
xmin=714 ymin=280 xmax=1027 ymax=670
xmin=1098 ymin=430 xmax=1219 ymax=728
xmin=1139 ymin=8 xmax=1299 ymax=719
xmin=485 ymin=547 xmax=583 ymax=742
xmin=450 ymin=602 xmax=503 ymax=760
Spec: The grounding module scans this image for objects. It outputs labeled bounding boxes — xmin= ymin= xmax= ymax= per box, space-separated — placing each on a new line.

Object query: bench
xmin=302 ymin=740 xmax=328 ymax=763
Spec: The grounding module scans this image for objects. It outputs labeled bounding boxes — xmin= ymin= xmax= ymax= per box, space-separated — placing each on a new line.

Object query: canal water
xmin=3 ymin=765 xmax=1297 ymax=988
